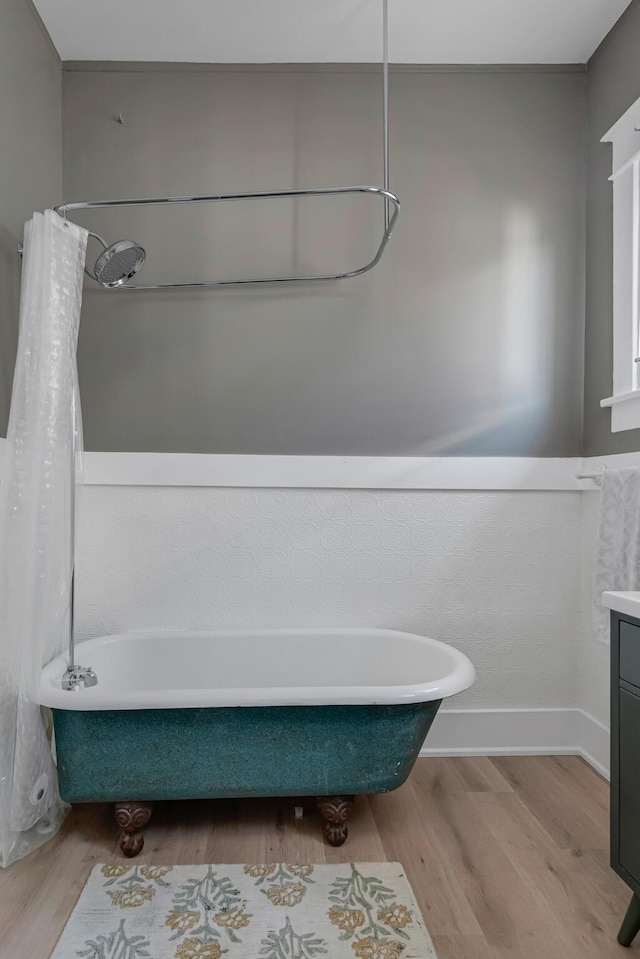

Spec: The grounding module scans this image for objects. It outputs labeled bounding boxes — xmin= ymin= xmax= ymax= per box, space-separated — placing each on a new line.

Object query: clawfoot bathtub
xmin=40 ymin=628 xmax=475 ymax=854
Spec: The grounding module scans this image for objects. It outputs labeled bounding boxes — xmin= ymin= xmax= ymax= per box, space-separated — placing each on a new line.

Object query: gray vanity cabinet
xmin=611 ymin=612 xmax=640 ymax=947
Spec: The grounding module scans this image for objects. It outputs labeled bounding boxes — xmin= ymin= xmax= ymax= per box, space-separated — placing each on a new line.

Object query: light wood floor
xmin=0 ymin=756 xmax=632 ymax=959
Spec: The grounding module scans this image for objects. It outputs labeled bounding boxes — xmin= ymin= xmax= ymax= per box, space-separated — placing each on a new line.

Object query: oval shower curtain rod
xmin=51 ymin=0 xmax=399 ymax=290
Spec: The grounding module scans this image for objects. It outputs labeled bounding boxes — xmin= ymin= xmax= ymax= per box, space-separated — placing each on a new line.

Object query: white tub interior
xmin=39 ymin=628 xmax=475 ymax=710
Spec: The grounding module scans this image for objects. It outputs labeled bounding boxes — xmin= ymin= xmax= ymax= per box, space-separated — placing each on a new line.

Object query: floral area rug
xmin=50 ymin=862 xmax=437 ymax=959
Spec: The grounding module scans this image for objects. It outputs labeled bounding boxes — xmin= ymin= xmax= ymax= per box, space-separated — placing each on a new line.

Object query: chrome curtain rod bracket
xmin=51 ymin=0 xmax=398 ymax=291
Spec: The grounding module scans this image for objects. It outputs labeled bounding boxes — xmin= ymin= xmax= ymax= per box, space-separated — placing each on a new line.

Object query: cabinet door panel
xmin=620 ymin=622 xmax=640 ymax=689
xmin=620 ymin=688 xmax=640 ymax=880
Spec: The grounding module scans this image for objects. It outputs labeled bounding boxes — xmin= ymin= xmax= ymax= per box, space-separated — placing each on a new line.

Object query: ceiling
xmin=34 ymin=0 xmax=633 ymax=65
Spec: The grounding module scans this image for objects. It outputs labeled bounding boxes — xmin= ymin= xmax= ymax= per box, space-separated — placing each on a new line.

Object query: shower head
xmin=87 ymin=233 xmax=146 ymax=287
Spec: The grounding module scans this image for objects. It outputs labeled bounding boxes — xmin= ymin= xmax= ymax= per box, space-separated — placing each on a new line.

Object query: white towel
xmin=594 ymin=467 xmax=640 ymax=643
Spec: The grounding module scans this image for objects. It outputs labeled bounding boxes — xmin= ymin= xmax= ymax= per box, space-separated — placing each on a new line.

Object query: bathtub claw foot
xmin=114 ymin=801 xmax=154 ymax=858
xmin=317 ymin=795 xmax=354 ymax=846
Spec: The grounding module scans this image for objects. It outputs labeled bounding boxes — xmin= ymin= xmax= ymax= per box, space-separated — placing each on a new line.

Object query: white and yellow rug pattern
xmin=51 ymin=862 xmax=437 ymax=959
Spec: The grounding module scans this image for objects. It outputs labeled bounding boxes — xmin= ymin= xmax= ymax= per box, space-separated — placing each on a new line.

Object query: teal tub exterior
xmin=52 ymin=701 xmax=442 ymax=803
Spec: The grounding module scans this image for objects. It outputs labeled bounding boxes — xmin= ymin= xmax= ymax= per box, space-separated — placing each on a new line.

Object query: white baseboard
xmin=420 ymin=707 xmax=610 ymax=779
xmin=575 ymin=709 xmax=610 ymax=779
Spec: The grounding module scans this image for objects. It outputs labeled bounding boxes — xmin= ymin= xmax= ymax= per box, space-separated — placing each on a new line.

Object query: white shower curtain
xmin=0 ymin=210 xmax=88 ymax=866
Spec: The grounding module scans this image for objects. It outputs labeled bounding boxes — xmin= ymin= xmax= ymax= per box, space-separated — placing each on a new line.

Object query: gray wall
xmin=584 ymin=0 xmax=640 ymax=456
xmin=0 ymin=0 xmax=61 ymax=436
xmin=63 ymin=66 xmax=587 ymax=456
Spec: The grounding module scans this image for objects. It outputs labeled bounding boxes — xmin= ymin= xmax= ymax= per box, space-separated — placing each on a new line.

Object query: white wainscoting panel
xmin=75 ymin=486 xmax=582 ymax=712
xmin=1 ymin=438 xmax=613 ymax=770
